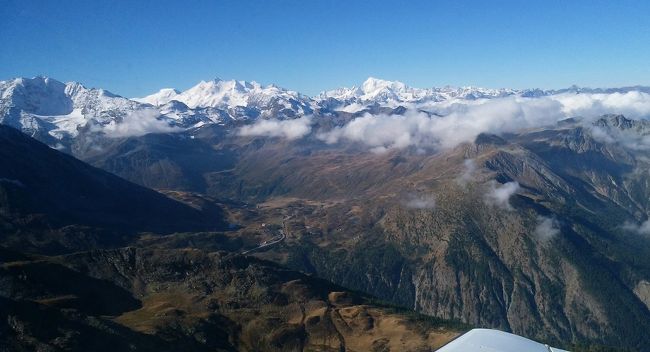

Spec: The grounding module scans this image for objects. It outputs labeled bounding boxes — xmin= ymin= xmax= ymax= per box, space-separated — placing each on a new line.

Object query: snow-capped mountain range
xmin=318 ymin=77 xmax=525 ymax=108
xmin=134 ymin=79 xmax=313 ymax=115
xmin=0 ymin=77 xmax=142 ymax=141
xmin=2 ymin=75 xmax=650 ymax=146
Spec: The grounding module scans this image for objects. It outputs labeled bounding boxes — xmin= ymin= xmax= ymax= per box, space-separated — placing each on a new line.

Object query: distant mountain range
xmin=3 ymin=76 xmax=650 ymax=151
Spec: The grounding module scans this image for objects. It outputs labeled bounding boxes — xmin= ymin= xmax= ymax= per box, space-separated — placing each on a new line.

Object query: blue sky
xmin=1 ymin=0 xmax=649 ymax=97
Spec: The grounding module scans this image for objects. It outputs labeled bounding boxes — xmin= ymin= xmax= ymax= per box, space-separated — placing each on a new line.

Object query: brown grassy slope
xmin=1 ymin=247 xmax=462 ymax=351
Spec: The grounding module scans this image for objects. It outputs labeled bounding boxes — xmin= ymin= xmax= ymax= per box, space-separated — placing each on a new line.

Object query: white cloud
xmin=318 ymin=97 xmax=565 ymax=150
xmin=338 ymin=102 xmax=366 ymax=113
xmin=404 ymin=194 xmax=436 ymax=209
xmin=555 ymin=91 xmax=650 ymax=120
xmin=315 ymin=91 xmax=650 ymax=151
xmin=484 ymin=181 xmax=520 ymax=210
xmin=622 ymin=219 xmax=650 ymax=235
xmin=456 ymin=159 xmax=477 ymax=186
xmin=589 ymin=124 xmax=650 ymax=151
xmin=534 ymin=216 xmax=560 ymax=240
xmin=103 ymin=109 xmax=180 ymax=138
xmin=238 ymin=116 xmax=312 ymax=140
xmin=224 ymin=90 xmax=650 ymax=152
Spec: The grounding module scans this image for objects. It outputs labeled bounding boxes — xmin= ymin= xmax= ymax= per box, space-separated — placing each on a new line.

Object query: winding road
xmin=240 ymin=230 xmax=286 ymax=255
xmin=227 ymin=216 xmax=291 ymax=259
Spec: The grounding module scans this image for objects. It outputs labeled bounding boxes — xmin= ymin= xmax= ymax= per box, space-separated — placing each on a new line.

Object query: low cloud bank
xmin=104 ymin=109 xmax=180 ymax=137
xmin=320 ymin=91 xmax=650 ymax=151
xmin=484 ymin=181 xmax=520 ymax=210
xmin=534 ymin=216 xmax=561 ymax=240
xmin=238 ymin=116 xmax=312 ymax=140
xmin=556 ymin=91 xmax=650 ymax=119
xmin=591 ymin=124 xmax=650 ymax=150
xmin=319 ymin=98 xmax=564 ymax=150
xmin=231 ymin=90 xmax=650 ymax=151
xmin=623 ymin=219 xmax=650 ymax=235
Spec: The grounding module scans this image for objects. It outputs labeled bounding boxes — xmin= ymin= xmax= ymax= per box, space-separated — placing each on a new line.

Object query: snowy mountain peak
xmin=133 ymin=88 xmax=180 ymax=106
xmin=160 ymin=88 xmax=181 ymax=95
xmin=5 ymin=76 xmax=124 ymax=101
xmin=135 ymin=78 xmax=309 ymax=112
xmin=318 ymin=77 xmax=427 ymax=105
xmin=1 ymin=76 xmax=73 ymax=115
xmin=7 ymin=76 xmax=60 ymax=91
xmin=317 ymin=77 xmax=534 ymax=107
xmin=1 ymin=76 xmax=144 ymax=140
xmin=178 ymin=79 xmax=258 ymax=108
xmin=361 ymin=77 xmax=408 ymax=95
xmin=360 ymin=77 xmax=422 ymax=102
xmin=190 ymin=78 xmax=258 ymax=94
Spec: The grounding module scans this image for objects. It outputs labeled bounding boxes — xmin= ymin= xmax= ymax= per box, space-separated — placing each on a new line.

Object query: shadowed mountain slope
xmin=0 ymin=125 xmax=226 ymax=253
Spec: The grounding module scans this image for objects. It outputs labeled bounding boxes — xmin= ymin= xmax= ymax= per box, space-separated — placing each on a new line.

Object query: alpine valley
xmin=3 ymin=76 xmax=650 ymax=351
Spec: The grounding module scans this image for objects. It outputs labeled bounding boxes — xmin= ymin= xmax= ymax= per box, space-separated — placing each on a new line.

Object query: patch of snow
xmin=133 ymin=88 xmax=180 ymax=106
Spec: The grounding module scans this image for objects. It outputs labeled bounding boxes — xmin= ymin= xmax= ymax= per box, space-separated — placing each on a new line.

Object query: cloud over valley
xmin=238 ymin=91 xmax=650 ymax=151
